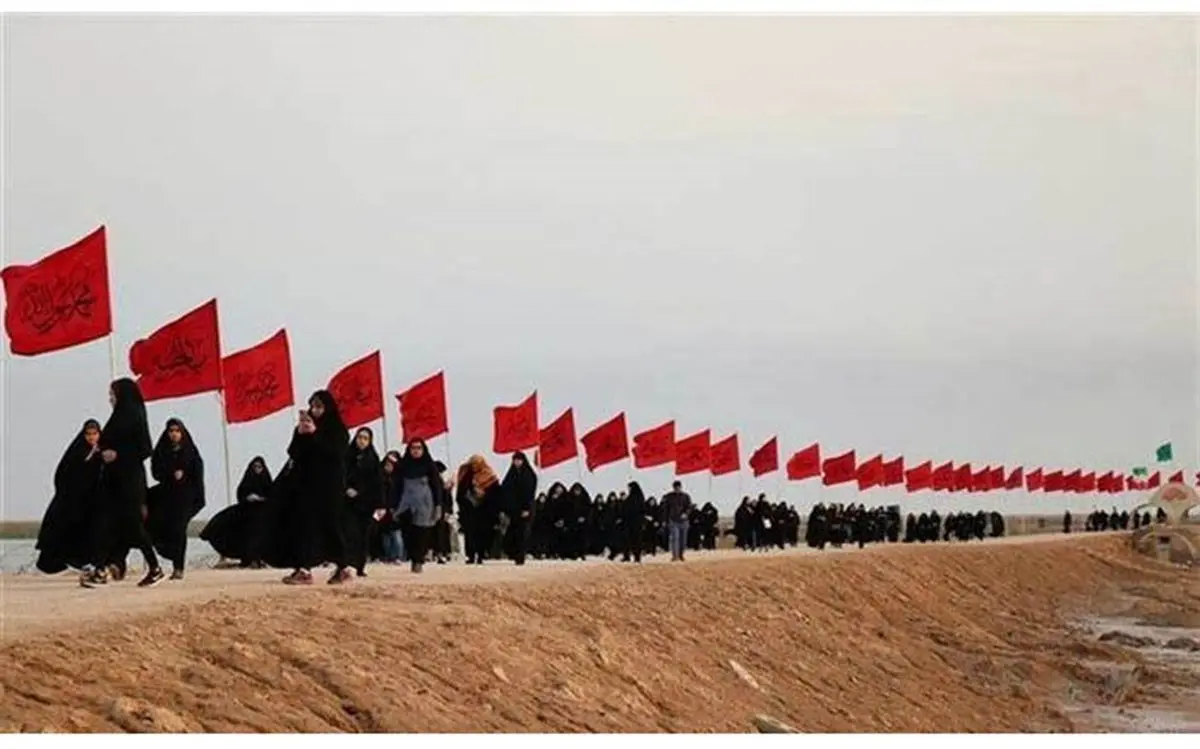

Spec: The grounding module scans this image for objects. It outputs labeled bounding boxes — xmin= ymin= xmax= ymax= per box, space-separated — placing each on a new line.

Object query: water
xmin=0 ymin=538 xmax=221 ymax=575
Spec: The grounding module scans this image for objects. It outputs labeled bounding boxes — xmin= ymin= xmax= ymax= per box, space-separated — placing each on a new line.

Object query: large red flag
xmin=882 ymin=456 xmax=905 ymax=487
xmin=327 ymin=351 xmax=384 ymax=430
xmin=786 ymin=443 xmax=821 ymax=481
xmin=952 ymin=463 xmax=972 ymax=493
xmin=931 ymin=462 xmax=954 ymax=491
xmin=1097 ymin=471 xmax=1114 ymax=493
xmin=221 ymin=329 xmax=294 ymax=424
xmin=1080 ymin=471 xmax=1097 ymax=493
xmin=905 ymin=460 xmax=933 ymax=492
xmin=748 ymin=437 xmax=779 ymax=478
xmin=1113 ymin=472 xmax=1125 ymax=493
xmin=632 ymin=421 xmax=676 ymax=469
xmin=988 ymin=466 xmax=1005 ymax=490
xmin=537 ymin=408 xmax=578 ymax=470
xmin=129 ymin=299 xmax=223 ymax=402
xmin=675 ymin=429 xmax=711 ymax=476
xmin=580 ymin=413 xmax=629 ymax=472
xmin=970 ymin=466 xmax=990 ymax=493
xmin=709 ymin=434 xmax=741 ymax=476
xmin=822 ymin=450 xmax=856 ymax=486
xmin=493 ymin=392 xmax=539 ymax=454
xmin=1148 ymin=471 xmax=1161 ymax=489
xmin=2 ymin=226 xmax=113 ymax=356
xmin=1005 ymin=466 xmax=1024 ymax=490
xmin=858 ymin=455 xmax=884 ymax=490
xmin=396 ymin=371 xmax=449 ymax=443
xmin=1043 ymin=470 xmax=1064 ymax=492
xmin=1169 ymin=470 xmax=1184 ymax=484
xmin=1026 ymin=468 xmax=1044 ymax=492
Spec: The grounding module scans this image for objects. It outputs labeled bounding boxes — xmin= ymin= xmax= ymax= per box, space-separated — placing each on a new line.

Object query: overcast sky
xmin=2 ymin=15 xmax=1197 ymax=519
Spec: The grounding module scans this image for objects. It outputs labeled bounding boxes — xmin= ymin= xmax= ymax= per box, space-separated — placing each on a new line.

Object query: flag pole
xmin=216 ymin=392 xmax=235 ymax=507
xmin=378 ymin=352 xmax=391 ymax=454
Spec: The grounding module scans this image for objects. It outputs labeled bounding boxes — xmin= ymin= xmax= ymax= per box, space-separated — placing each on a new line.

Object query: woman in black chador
xmin=199 ymin=456 xmax=273 ymax=567
xmin=35 ymin=418 xmax=104 ymax=574
xmin=500 ymin=451 xmax=538 ymax=565
xmin=343 ymin=426 xmax=383 ymax=577
xmin=282 ymin=391 xmax=352 ymax=586
xmin=84 ymin=378 xmax=163 ymax=588
xmin=147 ymin=417 xmax=207 ymax=579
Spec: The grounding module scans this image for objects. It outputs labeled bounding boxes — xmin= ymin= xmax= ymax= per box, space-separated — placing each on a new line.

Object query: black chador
xmin=282 ymin=390 xmax=352 ymax=585
xmin=501 ymin=452 xmax=538 ymax=565
xmin=199 ymin=456 xmax=273 ymax=566
xmin=87 ymin=378 xmax=162 ymax=588
xmin=36 ymin=419 xmax=104 ymax=574
xmin=343 ymin=427 xmax=383 ymax=577
xmin=147 ymin=417 xmax=207 ymax=579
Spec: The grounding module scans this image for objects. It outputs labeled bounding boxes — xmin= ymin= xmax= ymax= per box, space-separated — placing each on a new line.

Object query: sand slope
xmin=1 ymin=535 xmax=1198 ymax=733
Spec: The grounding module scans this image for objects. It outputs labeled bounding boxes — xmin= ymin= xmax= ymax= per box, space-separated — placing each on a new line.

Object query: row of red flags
xmin=1 ymin=227 xmax=1180 ymax=494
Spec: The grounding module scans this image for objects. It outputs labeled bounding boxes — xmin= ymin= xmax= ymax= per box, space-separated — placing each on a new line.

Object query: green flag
xmin=1132 ymin=466 xmax=1148 ymax=477
xmin=1156 ymin=443 xmax=1173 ymax=462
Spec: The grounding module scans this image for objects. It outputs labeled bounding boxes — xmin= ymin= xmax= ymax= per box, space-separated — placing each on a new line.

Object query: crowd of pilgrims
xmin=39 ymin=379 xmax=1147 ymax=589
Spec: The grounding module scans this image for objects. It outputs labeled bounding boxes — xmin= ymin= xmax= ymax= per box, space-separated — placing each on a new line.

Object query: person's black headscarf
xmin=54 ymin=418 xmax=101 ymax=492
xmin=310 ymin=389 xmax=348 ymax=436
xmin=152 ymin=417 xmax=199 ymax=461
xmin=100 ymin=377 xmax=152 ymax=460
xmin=398 ymin=439 xmax=436 ymax=480
xmin=237 ymin=455 xmax=274 ymax=502
xmin=502 ymin=451 xmax=538 ymax=515
xmin=345 ymin=426 xmax=382 ymax=476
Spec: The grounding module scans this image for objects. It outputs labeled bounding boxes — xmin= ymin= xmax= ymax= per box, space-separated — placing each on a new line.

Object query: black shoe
xmin=137 ymin=568 xmax=165 ymax=588
xmin=169 ymin=568 xmax=184 ymax=581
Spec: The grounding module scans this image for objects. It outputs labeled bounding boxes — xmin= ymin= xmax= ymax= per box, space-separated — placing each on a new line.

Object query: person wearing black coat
xmin=343 ymin=426 xmax=383 ymax=577
xmin=501 ymin=451 xmax=538 ymax=565
xmin=282 ymin=391 xmax=352 ymax=586
xmin=147 ymin=417 xmax=207 ymax=580
xmin=36 ymin=419 xmax=104 ymax=575
xmin=85 ymin=378 xmax=163 ymax=589
xmin=432 ymin=460 xmax=454 ymax=563
xmin=621 ymin=481 xmax=647 ymax=563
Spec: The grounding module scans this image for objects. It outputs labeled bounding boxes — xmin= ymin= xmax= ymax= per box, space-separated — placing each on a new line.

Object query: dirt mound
xmin=1 ymin=536 xmax=1197 ymax=733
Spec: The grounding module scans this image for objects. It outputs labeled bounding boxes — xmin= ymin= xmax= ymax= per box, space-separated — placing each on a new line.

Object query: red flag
xmin=1148 ymin=471 xmax=1161 ymax=489
xmin=2 ymin=226 xmax=113 ymax=356
xmin=1126 ymin=475 xmax=1136 ymax=491
xmin=989 ymin=466 xmax=1005 ymax=490
xmin=1169 ymin=470 xmax=1184 ymax=484
xmin=675 ymin=429 xmax=711 ymax=476
xmin=1113 ymin=472 xmax=1124 ymax=492
xmin=953 ymin=463 xmax=972 ymax=493
xmin=1026 ymin=468 xmax=1044 ymax=492
xmin=396 ymin=371 xmax=449 ymax=443
xmin=493 ymin=392 xmax=539 ymax=454
xmin=748 ymin=437 xmax=779 ymax=478
xmin=1063 ymin=469 xmax=1082 ymax=493
xmin=822 ymin=450 xmax=856 ymax=486
xmin=327 ymin=351 xmax=384 ymax=430
xmin=129 ymin=299 xmax=223 ymax=402
xmin=905 ymin=460 xmax=933 ymax=492
xmin=969 ymin=466 xmax=988 ymax=493
xmin=882 ymin=456 xmax=905 ymax=487
xmin=786 ymin=443 xmax=821 ymax=481
xmin=1043 ymin=470 xmax=1064 ymax=492
xmin=709 ymin=434 xmax=741 ymax=476
xmin=1097 ymin=471 xmax=1113 ymax=493
xmin=1080 ymin=471 xmax=1096 ymax=493
xmin=1004 ymin=466 xmax=1024 ymax=490
xmin=537 ymin=408 xmax=578 ymax=470
xmin=931 ymin=462 xmax=954 ymax=492
xmin=857 ymin=455 xmax=884 ymax=490
xmin=221 ymin=329 xmax=294 ymax=424
xmin=580 ymin=413 xmax=629 ymax=472
xmin=632 ymin=421 xmax=676 ymax=469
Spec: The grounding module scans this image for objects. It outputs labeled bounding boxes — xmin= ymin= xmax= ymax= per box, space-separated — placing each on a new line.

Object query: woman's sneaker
xmin=327 ymin=567 xmax=353 ymax=585
xmin=169 ymin=569 xmax=185 ymax=581
xmin=137 ymin=568 xmax=165 ymax=588
xmin=79 ymin=567 xmax=108 ymax=588
xmin=282 ymin=570 xmax=313 ymax=585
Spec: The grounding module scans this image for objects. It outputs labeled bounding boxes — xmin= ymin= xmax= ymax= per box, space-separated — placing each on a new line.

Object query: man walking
xmin=662 ymin=480 xmax=693 ymax=562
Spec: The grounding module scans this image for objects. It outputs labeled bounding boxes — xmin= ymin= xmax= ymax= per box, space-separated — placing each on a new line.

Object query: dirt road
xmin=1 ymin=532 xmax=1082 ymax=642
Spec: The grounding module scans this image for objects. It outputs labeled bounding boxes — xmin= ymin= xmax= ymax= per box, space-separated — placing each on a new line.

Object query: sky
xmin=1 ymin=15 xmax=1197 ymax=519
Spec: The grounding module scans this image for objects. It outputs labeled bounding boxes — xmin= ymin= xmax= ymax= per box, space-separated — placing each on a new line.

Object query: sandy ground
xmin=2 ymin=532 xmax=1199 ymax=733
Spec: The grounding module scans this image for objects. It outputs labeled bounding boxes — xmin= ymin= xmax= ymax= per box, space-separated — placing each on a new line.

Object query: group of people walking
xmin=44 ymin=378 xmax=1146 ymax=588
